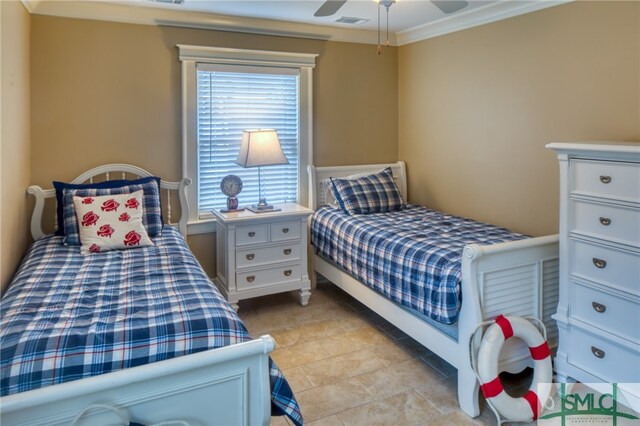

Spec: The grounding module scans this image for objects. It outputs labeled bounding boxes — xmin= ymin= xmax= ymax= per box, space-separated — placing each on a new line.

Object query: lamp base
xmin=246 ymin=204 xmax=281 ymax=213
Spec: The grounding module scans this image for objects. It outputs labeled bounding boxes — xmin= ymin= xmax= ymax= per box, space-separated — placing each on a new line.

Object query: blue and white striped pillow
xmin=330 ymin=167 xmax=405 ymax=215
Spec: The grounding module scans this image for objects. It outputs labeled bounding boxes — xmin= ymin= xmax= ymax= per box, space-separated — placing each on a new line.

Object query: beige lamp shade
xmin=235 ymin=129 xmax=289 ymax=168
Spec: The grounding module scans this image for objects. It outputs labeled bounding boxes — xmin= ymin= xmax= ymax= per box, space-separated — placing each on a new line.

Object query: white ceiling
xmin=23 ymin=0 xmax=570 ymax=45
xmin=126 ymin=0 xmax=494 ymax=33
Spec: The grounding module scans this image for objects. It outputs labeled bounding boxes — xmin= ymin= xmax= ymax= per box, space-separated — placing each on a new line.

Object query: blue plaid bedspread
xmin=0 ymin=227 xmax=302 ymax=425
xmin=311 ymin=205 xmax=527 ymax=325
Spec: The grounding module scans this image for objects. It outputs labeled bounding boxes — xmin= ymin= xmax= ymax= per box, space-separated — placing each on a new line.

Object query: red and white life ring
xmin=477 ymin=315 xmax=553 ymax=422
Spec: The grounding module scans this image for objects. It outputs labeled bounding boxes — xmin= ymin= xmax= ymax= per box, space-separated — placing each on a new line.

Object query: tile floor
xmin=237 ymin=282 xmax=534 ymax=426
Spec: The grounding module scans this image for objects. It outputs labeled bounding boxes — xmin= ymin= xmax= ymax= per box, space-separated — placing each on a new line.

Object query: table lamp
xmin=236 ymin=129 xmax=289 ymax=213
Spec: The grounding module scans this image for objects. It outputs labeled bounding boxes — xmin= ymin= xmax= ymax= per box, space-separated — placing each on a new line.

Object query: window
xmin=197 ymin=66 xmax=298 ymax=211
xmin=179 ymin=46 xmax=317 ymax=233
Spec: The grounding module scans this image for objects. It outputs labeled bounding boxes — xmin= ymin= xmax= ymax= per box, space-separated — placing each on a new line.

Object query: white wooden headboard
xmin=307 ymin=161 xmax=407 ymax=210
xmin=27 ymin=164 xmax=192 ymax=240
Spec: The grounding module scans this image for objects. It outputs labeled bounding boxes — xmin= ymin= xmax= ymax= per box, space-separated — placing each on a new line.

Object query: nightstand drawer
xmin=570 ymin=281 xmax=640 ymax=344
xmin=568 ymin=325 xmax=640 ymax=384
xmin=236 ymin=243 xmax=302 ymax=269
xmin=236 ymin=264 xmax=302 ymax=291
xmin=571 ymin=159 xmax=640 ymax=203
xmin=571 ymin=199 xmax=640 ymax=248
xmin=571 ymin=239 xmax=640 ymax=294
xmin=236 ymin=225 xmax=268 ymax=246
xmin=270 ymin=221 xmax=301 ymax=241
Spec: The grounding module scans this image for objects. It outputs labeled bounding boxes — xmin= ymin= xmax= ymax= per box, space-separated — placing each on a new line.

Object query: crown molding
xmin=396 ymin=0 xmax=573 ymax=46
xmin=21 ymin=0 xmax=37 ymax=13
xmin=20 ymin=0 xmax=386 ymax=45
xmin=21 ymin=0 xmax=570 ymax=47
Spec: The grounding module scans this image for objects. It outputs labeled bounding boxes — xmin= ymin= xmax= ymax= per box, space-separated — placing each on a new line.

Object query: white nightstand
xmin=212 ymin=203 xmax=313 ymax=310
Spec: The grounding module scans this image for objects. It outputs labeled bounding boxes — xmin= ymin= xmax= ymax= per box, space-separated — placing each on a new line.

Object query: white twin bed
xmin=307 ymin=161 xmax=559 ymax=418
xmin=1 ymin=164 xmax=297 ymax=426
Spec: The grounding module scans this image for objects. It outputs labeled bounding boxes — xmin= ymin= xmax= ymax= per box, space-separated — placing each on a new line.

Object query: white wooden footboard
xmin=460 ymin=234 xmax=559 ymax=363
xmin=1 ymin=336 xmax=275 ymax=426
xmin=456 ymin=234 xmax=559 ymax=417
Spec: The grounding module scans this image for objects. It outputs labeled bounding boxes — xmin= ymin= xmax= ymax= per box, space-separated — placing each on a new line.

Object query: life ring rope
xmin=469 ymin=315 xmax=552 ymax=425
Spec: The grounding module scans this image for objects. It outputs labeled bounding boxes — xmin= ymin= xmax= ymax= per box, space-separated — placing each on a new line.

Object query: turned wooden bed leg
xmin=458 ymin=366 xmax=481 ymax=418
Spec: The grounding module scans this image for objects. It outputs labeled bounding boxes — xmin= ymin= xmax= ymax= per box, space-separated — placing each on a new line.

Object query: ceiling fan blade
xmin=314 ymin=0 xmax=348 ymax=17
xmin=432 ymin=0 xmax=468 ymax=14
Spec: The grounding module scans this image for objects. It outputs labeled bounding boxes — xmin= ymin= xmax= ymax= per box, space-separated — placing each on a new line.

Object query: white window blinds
xmin=196 ymin=64 xmax=300 ymax=213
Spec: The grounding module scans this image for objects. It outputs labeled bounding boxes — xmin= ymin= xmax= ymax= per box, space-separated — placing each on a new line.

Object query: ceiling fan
xmin=313 ymin=0 xmax=470 ymax=18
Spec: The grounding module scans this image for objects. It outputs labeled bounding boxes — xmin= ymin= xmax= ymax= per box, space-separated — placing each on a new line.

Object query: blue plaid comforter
xmin=0 ymin=227 xmax=302 ymax=425
xmin=311 ymin=205 xmax=527 ymax=324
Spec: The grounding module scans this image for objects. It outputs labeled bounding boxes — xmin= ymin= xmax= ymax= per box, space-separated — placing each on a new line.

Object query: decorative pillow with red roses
xmin=72 ymin=190 xmax=154 ymax=254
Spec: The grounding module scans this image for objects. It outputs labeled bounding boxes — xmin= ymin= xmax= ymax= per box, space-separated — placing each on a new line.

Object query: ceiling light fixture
xmin=377 ymin=0 xmax=395 ymax=55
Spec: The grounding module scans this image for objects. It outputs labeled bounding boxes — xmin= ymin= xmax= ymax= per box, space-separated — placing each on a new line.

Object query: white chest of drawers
xmin=213 ymin=203 xmax=313 ymax=310
xmin=548 ymin=142 xmax=640 ymax=409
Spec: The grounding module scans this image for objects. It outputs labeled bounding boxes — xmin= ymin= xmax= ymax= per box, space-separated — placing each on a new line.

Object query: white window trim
xmin=178 ymin=45 xmax=318 ymax=234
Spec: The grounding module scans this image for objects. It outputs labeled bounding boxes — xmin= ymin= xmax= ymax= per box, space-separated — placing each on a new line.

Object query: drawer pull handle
xmin=248 ymin=231 xmax=256 ymax=237
xmin=246 ymin=275 xmax=255 ymax=283
xmin=246 ymin=254 xmax=255 ymax=261
xmin=599 ymin=175 xmax=612 ymax=184
xmin=591 ymin=346 xmax=605 ymax=359
xmin=282 ymin=228 xmax=290 ymax=234
xmin=592 ymin=258 xmax=607 ymax=269
xmin=283 ymin=249 xmax=292 ymax=255
xmin=592 ymin=302 xmax=606 ymax=313
xmin=599 ymin=217 xmax=611 ymax=226
xmin=283 ymin=270 xmax=292 ymax=277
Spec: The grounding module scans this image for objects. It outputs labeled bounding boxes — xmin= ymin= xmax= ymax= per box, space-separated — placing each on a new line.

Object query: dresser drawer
xmin=270 ymin=220 xmax=301 ymax=242
xmin=571 ymin=239 xmax=640 ymax=294
xmin=236 ymin=225 xmax=268 ymax=246
xmin=236 ymin=264 xmax=302 ymax=291
xmin=570 ymin=281 xmax=640 ymax=344
xmin=571 ymin=159 xmax=640 ymax=203
xmin=571 ymin=199 xmax=640 ymax=248
xmin=236 ymin=243 xmax=302 ymax=269
xmin=568 ymin=325 xmax=640 ymax=383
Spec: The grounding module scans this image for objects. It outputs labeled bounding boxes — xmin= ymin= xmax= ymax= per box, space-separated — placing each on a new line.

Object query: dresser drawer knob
xmin=246 ymin=275 xmax=255 ymax=283
xmin=598 ymin=217 xmax=611 ymax=226
xmin=592 ymin=258 xmax=607 ymax=269
xmin=283 ymin=248 xmax=292 ymax=255
xmin=282 ymin=228 xmax=290 ymax=234
xmin=599 ymin=175 xmax=612 ymax=184
xmin=592 ymin=302 xmax=606 ymax=313
xmin=246 ymin=254 xmax=255 ymax=261
xmin=591 ymin=346 xmax=605 ymax=359
xmin=283 ymin=269 xmax=292 ymax=277
xmin=248 ymin=231 xmax=256 ymax=237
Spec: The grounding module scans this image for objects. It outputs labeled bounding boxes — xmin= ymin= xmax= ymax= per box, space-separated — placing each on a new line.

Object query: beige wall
xmin=1 ymin=1 xmax=31 ymax=294
xmin=29 ymin=16 xmax=398 ymax=273
xmin=399 ymin=1 xmax=639 ymax=237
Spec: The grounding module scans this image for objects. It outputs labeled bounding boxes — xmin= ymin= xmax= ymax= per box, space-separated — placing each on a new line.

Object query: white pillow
xmin=321 ymin=179 xmax=339 ymax=208
xmin=73 ymin=190 xmax=154 ymax=254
